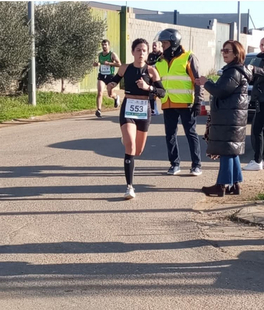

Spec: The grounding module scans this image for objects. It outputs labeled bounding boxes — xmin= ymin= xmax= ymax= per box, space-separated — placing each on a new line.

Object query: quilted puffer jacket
xmin=251 ymin=53 xmax=264 ymax=103
xmin=204 ymin=61 xmax=253 ymax=156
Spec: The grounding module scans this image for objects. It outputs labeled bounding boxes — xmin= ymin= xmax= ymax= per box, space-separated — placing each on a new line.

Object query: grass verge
xmin=0 ymin=91 xmax=114 ymax=123
xmin=255 ymin=193 xmax=264 ymax=200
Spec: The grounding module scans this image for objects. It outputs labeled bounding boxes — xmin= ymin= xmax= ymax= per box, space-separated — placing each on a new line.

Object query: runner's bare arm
xmin=104 ymin=52 xmax=121 ymax=67
xmin=107 ymin=64 xmax=128 ymax=97
xmin=148 ymin=66 xmax=161 ymax=82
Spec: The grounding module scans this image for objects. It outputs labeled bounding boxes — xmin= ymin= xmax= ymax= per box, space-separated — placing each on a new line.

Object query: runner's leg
xmin=135 ymin=130 xmax=148 ymax=156
xmin=121 ymin=123 xmax=137 ymax=186
xmin=96 ymin=80 xmax=105 ymax=111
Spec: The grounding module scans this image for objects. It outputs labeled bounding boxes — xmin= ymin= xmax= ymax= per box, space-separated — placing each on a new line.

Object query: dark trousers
xmin=253 ymin=102 xmax=264 ymax=163
xmin=163 ymin=108 xmax=201 ymax=168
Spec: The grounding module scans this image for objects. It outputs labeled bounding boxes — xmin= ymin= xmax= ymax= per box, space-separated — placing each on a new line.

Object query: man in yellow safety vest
xmin=155 ymin=28 xmax=204 ymax=176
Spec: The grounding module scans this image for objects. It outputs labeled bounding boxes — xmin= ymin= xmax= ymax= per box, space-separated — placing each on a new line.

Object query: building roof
xmin=88 ymin=1 xmax=161 ymax=15
xmin=88 ymin=1 xmax=263 ymax=32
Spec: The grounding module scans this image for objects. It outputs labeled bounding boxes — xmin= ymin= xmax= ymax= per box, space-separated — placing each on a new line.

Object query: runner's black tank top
xmin=124 ymin=63 xmax=151 ymax=96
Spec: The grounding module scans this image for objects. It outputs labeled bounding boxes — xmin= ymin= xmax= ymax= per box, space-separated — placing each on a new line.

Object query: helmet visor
xmin=153 ymin=31 xmax=162 ymax=43
xmin=157 ymin=29 xmax=175 ymax=42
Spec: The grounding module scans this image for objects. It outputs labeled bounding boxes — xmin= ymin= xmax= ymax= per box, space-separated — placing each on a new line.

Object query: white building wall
xmin=127 ymin=10 xmax=216 ymax=76
xmin=246 ymin=29 xmax=264 ymax=52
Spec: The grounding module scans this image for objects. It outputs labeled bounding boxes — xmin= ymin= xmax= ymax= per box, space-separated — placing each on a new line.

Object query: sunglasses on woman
xmin=221 ymin=48 xmax=233 ymax=54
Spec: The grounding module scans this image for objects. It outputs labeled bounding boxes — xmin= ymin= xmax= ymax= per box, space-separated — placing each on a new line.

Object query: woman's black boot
xmin=226 ymin=182 xmax=241 ymax=195
xmin=202 ymin=184 xmax=225 ymax=197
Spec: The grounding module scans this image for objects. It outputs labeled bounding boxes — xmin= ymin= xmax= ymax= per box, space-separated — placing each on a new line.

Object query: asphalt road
xmin=0 ymin=109 xmax=263 ymax=309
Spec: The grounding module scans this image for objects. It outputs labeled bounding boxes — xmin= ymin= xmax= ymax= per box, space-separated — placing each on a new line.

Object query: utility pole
xmin=28 ymin=1 xmax=36 ymax=106
xmin=237 ymin=1 xmax=241 ymax=41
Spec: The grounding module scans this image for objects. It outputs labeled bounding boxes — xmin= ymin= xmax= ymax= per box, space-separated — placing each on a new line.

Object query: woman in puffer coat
xmin=196 ymin=40 xmax=264 ymax=197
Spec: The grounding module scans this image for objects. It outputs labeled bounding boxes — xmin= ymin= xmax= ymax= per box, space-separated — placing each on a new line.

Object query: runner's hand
xmin=136 ymin=77 xmax=148 ymax=90
xmin=195 ymin=76 xmax=208 ymax=86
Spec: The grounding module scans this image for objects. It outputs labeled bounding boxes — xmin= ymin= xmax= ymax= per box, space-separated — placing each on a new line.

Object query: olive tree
xmin=35 ymin=1 xmax=106 ymax=92
xmin=0 ymin=2 xmax=31 ymax=93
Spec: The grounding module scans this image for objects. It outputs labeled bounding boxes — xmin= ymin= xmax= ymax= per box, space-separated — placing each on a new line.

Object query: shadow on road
xmin=0 ymin=184 xmax=202 ymax=199
xmin=0 ymin=240 xmax=263 ymax=254
xmin=47 ymin=133 xmax=253 ymax=165
xmin=0 ymin=251 xmax=263 ymax=295
xmin=48 ymin=135 xmax=210 ymax=162
xmin=0 ymin=164 xmax=219 ymax=179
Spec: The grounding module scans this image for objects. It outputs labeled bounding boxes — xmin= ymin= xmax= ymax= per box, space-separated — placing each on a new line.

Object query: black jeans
xmin=163 ymin=108 xmax=201 ymax=168
xmin=253 ymin=102 xmax=264 ymax=163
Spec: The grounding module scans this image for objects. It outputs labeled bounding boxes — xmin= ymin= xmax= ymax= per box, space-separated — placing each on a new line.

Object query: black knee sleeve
xmin=124 ymin=154 xmax=135 ymax=185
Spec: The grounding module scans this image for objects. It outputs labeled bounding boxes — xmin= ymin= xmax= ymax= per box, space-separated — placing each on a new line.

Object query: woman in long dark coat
xmin=196 ymin=40 xmax=263 ymax=197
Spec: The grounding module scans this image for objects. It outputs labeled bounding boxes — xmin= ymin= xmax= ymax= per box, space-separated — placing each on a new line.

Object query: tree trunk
xmin=61 ymin=78 xmax=65 ymax=93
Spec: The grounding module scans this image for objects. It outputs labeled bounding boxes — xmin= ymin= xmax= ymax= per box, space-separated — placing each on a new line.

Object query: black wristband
xmin=152 ymin=80 xmax=166 ymax=98
xmin=111 ymin=74 xmax=122 ymax=84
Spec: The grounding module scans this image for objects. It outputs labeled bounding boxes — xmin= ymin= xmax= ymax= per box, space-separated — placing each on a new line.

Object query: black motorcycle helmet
xmin=156 ymin=28 xmax=182 ymax=50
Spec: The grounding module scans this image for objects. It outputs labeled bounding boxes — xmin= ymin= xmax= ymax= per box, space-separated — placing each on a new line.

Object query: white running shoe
xmin=124 ymin=185 xmax=135 ymax=199
xmin=114 ymin=95 xmax=120 ymax=108
xmin=190 ymin=167 xmax=202 ymax=176
xmin=243 ymin=160 xmax=263 ymax=171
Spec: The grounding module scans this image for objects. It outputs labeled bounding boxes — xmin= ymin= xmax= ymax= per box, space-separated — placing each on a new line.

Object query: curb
xmin=231 ymin=203 xmax=264 ymax=227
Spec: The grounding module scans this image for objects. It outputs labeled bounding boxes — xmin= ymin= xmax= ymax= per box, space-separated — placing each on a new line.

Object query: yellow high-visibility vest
xmin=156 ymin=52 xmax=194 ymax=105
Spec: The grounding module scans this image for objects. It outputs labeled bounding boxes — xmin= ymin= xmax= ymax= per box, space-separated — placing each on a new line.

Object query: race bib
xmin=125 ymin=99 xmax=148 ymax=119
xmin=100 ymin=65 xmax=111 ymax=75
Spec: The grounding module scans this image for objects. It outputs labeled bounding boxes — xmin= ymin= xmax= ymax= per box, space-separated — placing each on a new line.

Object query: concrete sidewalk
xmin=234 ymin=204 xmax=264 ymax=226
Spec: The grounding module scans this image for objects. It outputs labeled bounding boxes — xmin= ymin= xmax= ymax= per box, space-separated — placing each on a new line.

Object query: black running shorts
xmin=119 ymin=98 xmax=151 ymax=132
xmin=97 ymin=73 xmax=114 ymax=85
